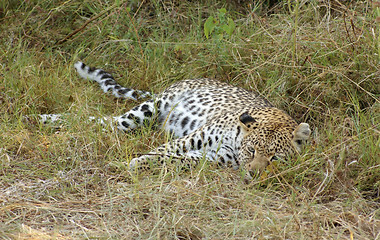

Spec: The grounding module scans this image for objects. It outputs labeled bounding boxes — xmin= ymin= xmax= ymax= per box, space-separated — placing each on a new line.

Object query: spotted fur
xmin=40 ymin=62 xmax=311 ymax=178
xmin=74 ymin=61 xmax=151 ymax=100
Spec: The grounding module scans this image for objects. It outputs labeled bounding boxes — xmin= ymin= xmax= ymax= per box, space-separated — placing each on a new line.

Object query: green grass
xmin=0 ymin=0 xmax=379 ymax=239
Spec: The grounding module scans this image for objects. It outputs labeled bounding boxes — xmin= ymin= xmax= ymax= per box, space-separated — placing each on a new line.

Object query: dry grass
xmin=0 ymin=0 xmax=379 ymax=239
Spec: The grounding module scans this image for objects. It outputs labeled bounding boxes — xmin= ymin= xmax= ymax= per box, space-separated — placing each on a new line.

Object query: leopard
xmin=39 ymin=61 xmax=311 ymax=178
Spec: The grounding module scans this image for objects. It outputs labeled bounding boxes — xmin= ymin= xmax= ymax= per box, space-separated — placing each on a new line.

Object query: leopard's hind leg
xmin=114 ymin=99 xmax=161 ymax=131
xmin=26 ymin=113 xmax=119 ymax=131
xmin=31 ymin=100 xmax=159 ymax=132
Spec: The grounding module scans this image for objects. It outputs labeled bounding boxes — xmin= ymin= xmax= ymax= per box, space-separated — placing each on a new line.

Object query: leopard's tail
xmin=74 ymin=61 xmax=151 ymax=101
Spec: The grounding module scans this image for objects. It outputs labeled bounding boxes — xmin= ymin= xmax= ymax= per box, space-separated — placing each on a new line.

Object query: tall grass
xmin=0 ymin=0 xmax=379 ymax=239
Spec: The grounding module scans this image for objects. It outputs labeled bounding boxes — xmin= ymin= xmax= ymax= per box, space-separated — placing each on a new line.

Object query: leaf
xmin=218 ymin=8 xmax=227 ymax=14
xmin=204 ymin=16 xmax=216 ymax=39
xmin=225 ymin=18 xmax=236 ymax=36
xmin=218 ymin=8 xmax=226 ymax=22
xmin=221 ymin=20 xmax=235 ymax=37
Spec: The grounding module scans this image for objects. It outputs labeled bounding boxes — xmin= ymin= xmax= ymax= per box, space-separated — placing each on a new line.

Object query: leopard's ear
xmin=239 ymin=112 xmax=257 ymax=129
xmin=292 ymin=123 xmax=311 ymax=151
xmin=293 ymin=123 xmax=311 ymax=140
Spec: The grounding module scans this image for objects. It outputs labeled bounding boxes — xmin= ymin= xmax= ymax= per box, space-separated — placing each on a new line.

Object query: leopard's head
xmin=238 ymin=110 xmax=310 ymax=176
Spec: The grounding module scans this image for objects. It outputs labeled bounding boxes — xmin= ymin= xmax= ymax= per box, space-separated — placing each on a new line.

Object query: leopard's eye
xmin=271 ymin=156 xmax=279 ymax=161
xmin=247 ymin=147 xmax=255 ymax=154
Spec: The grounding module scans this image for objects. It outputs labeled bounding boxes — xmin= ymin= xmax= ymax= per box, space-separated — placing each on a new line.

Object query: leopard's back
xmin=153 ymin=78 xmax=273 ymax=137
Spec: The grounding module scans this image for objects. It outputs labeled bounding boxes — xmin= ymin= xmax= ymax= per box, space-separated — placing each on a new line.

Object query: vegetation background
xmin=0 ymin=0 xmax=379 ymax=239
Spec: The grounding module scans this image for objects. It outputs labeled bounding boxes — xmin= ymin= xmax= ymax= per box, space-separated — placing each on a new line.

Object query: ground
xmin=0 ymin=1 xmax=379 ymax=239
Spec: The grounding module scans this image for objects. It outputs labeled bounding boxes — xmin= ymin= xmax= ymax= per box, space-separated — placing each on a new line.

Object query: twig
xmin=56 ymin=6 xmax=117 ymax=45
xmin=343 ymin=13 xmax=355 ymax=51
xmin=125 ymin=0 xmax=145 ymax=58
xmin=350 ymin=19 xmax=357 ymax=38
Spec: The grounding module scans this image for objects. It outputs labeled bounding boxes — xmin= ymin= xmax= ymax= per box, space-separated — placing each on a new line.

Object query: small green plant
xmin=204 ymin=8 xmax=236 ymax=40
